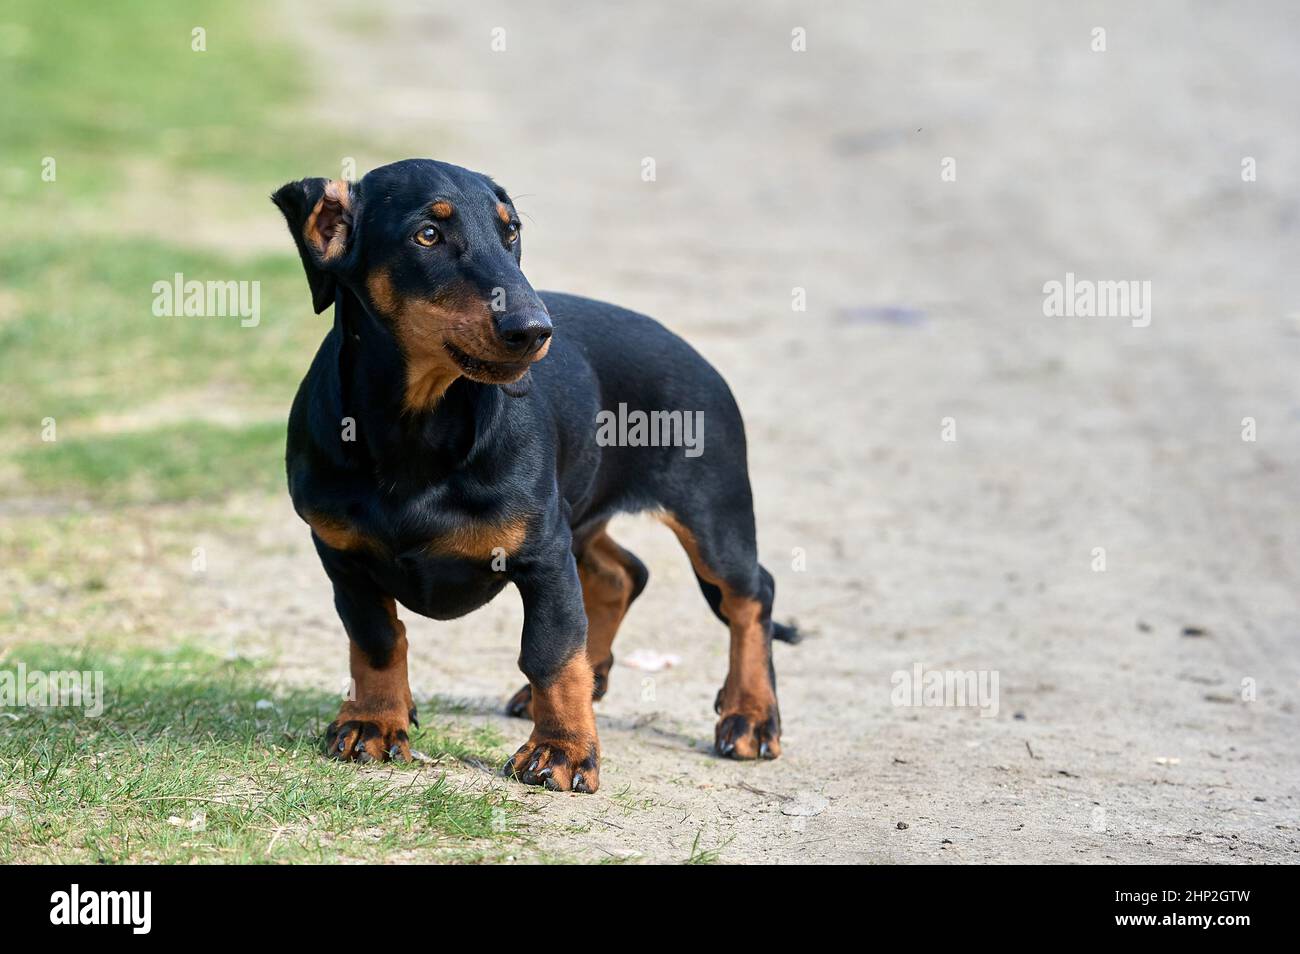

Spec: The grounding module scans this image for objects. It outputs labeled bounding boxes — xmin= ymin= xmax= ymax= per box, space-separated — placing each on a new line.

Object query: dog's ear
xmin=271 ymin=177 xmax=356 ymax=314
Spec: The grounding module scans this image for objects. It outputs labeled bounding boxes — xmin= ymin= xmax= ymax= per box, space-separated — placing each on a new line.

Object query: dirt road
xmin=226 ymin=0 xmax=1300 ymax=862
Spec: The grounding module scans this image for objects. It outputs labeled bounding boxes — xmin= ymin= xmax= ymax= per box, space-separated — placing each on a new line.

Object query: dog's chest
xmin=295 ymin=479 xmax=528 ymax=620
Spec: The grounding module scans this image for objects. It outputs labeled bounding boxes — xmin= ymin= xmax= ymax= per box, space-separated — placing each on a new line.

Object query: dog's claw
xmin=714 ymin=707 xmax=782 ymax=761
xmin=326 ymin=717 xmax=413 ymax=763
xmin=505 ymin=738 xmax=599 ymax=793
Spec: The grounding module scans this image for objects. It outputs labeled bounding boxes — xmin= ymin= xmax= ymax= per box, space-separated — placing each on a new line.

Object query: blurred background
xmin=1 ymin=0 xmax=1297 ymax=864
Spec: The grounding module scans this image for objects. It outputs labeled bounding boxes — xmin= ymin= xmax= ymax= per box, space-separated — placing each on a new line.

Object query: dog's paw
xmin=592 ymin=657 xmax=612 ymax=700
xmin=503 ymin=735 xmax=599 ymax=793
xmin=715 ymin=705 xmax=781 ymax=761
xmin=505 ymin=684 xmax=534 ymax=719
xmin=325 ymin=708 xmax=412 ymax=763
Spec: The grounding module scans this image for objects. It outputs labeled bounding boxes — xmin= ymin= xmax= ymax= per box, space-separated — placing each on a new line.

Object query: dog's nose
xmin=495 ymin=309 xmax=552 ymax=356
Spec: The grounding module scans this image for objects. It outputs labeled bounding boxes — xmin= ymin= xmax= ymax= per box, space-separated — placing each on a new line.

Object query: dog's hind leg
xmin=506 ymin=522 xmax=648 ymax=718
xmin=579 ymin=527 xmax=650 ymax=698
xmin=691 ymin=564 xmax=801 ymax=644
xmin=661 ymin=508 xmax=782 ymax=760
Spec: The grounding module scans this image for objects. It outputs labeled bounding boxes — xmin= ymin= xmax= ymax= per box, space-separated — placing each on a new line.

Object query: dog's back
xmin=532 ymin=291 xmax=751 ymax=534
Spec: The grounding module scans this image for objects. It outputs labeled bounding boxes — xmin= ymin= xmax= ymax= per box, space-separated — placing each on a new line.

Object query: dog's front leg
xmin=320 ymin=555 xmax=415 ymax=763
xmin=504 ymin=550 xmax=600 ymax=793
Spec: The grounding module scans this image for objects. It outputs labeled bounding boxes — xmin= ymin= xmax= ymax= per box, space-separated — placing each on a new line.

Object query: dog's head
xmin=272 ymin=159 xmax=550 ymax=403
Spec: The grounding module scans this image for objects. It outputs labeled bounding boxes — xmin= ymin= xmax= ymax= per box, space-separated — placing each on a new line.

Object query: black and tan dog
xmin=272 ymin=159 xmax=797 ymax=793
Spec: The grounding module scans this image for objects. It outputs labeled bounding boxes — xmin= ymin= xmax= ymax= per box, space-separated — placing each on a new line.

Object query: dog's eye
xmin=414 ymin=226 xmax=441 ymax=247
xmin=507 ymin=222 xmax=519 ymax=244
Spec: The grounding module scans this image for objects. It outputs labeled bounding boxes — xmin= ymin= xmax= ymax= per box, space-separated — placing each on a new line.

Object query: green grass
xmin=0 ymin=0 xmax=343 ymax=207
xmin=18 ymin=420 xmax=287 ymax=502
xmin=0 ymin=506 xmax=262 ymax=647
xmin=0 ymin=0 xmax=357 ymax=502
xmin=684 ymin=828 xmax=733 ymax=865
xmin=0 ymin=645 xmax=523 ymax=864
xmin=0 ymin=238 xmax=321 ymax=434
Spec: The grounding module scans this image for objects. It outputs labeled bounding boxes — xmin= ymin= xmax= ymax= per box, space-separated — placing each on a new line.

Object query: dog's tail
xmin=772 ymin=621 xmax=803 ymax=644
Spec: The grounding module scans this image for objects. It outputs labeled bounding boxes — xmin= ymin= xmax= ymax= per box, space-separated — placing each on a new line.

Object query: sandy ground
xmin=196 ymin=0 xmax=1300 ymax=862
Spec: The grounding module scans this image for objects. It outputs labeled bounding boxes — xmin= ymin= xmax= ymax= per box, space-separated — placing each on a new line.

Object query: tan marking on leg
xmin=506 ymin=653 xmax=601 ymax=792
xmin=531 ymin=654 xmax=597 ymax=740
xmin=508 ymin=526 xmax=636 ymax=719
xmin=329 ymin=598 xmax=413 ymax=762
xmin=661 ymin=514 xmax=779 ymax=759
xmin=579 ymin=527 xmax=633 ymax=680
xmin=711 ymin=594 xmax=778 ymax=756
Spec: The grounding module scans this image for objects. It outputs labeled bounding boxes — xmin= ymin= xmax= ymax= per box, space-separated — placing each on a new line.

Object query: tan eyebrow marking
xmin=431 ymin=200 xmax=454 ymax=220
xmin=496 ymin=202 xmax=511 ymax=224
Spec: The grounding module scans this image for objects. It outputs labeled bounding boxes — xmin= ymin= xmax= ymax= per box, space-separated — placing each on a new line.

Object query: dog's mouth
xmin=444 ymin=341 xmax=533 ymax=383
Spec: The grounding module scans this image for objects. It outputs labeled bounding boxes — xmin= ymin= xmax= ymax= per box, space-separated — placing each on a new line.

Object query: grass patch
xmin=0 ymin=644 xmax=522 ymax=864
xmin=0 ymin=505 xmax=273 ymax=650
xmin=684 ymin=828 xmax=733 ymax=865
xmin=0 ymin=0 xmax=345 ymax=207
xmin=0 ymin=238 xmax=321 ymax=435
xmin=0 ymin=0 xmax=352 ymax=501
xmin=18 ymin=420 xmax=286 ymax=503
